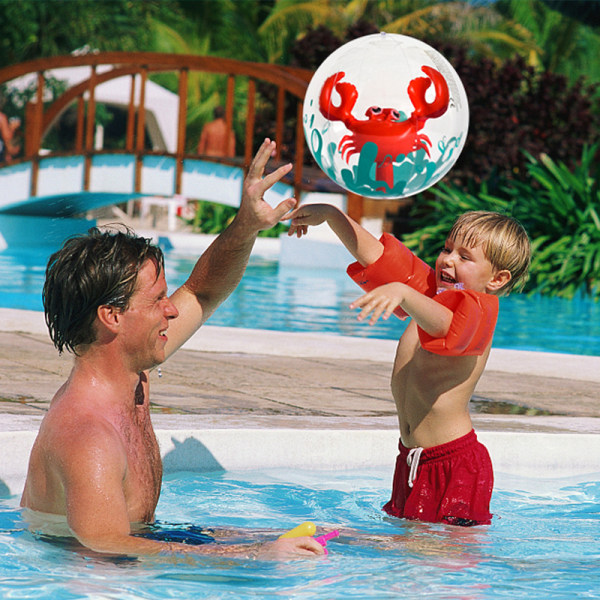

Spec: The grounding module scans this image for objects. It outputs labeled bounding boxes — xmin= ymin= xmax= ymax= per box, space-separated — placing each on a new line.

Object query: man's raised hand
xmin=237 ymin=138 xmax=297 ymax=233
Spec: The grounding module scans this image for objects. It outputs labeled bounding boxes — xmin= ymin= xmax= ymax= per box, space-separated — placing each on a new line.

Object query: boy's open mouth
xmin=440 ymin=272 xmax=457 ymax=284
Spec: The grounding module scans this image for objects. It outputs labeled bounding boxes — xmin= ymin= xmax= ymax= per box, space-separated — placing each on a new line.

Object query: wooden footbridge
xmin=0 ymin=52 xmax=349 ymax=221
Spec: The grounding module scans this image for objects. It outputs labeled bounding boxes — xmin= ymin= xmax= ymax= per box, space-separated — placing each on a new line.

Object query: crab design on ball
xmin=303 ymin=33 xmax=469 ymax=199
xmin=319 ymin=67 xmax=450 ymax=191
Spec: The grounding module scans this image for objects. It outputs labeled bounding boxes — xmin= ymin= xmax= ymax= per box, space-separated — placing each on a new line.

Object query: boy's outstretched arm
xmin=286 ymin=203 xmax=384 ymax=267
xmin=351 ymin=282 xmax=453 ymax=338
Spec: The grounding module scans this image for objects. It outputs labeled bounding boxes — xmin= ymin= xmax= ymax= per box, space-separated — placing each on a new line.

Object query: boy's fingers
xmin=350 ymin=292 xmax=372 ymax=310
xmin=286 ymin=224 xmax=307 ymax=237
xmin=271 ymin=197 xmax=298 ymax=221
xmin=357 ymin=300 xmax=376 ymax=321
xmin=369 ymin=305 xmax=387 ymax=325
xmin=356 ymin=296 xmax=387 ymax=323
xmin=357 ymin=309 xmax=371 ymax=322
xmin=360 ymin=304 xmax=376 ymax=321
xmin=284 ymin=207 xmax=301 ymax=220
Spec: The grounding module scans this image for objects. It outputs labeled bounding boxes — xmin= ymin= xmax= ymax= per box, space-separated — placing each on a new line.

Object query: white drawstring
xmin=407 ymin=447 xmax=424 ymax=488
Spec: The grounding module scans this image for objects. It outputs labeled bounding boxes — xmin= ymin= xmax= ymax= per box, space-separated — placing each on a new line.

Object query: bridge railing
xmin=0 ymin=52 xmax=314 ymax=202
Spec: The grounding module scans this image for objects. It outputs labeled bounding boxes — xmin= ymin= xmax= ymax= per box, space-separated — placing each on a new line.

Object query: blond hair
xmin=447 ymin=211 xmax=530 ymax=295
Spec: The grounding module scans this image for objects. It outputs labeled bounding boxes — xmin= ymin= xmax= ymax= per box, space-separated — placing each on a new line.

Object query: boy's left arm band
xmin=417 ymin=289 xmax=499 ymax=356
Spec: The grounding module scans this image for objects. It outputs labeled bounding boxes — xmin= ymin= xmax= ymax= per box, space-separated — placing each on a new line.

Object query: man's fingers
xmin=248 ymin=138 xmax=274 ymax=177
xmin=295 ymin=537 xmax=326 ymax=555
xmin=260 ymin=162 xmax=292 ymax=190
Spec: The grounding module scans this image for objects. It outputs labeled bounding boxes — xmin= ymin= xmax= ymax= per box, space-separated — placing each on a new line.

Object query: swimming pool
xmin=1 ymin=242 xmax=600 ymax=356
xmin=0 ymin=467 xmax=598 ymax=599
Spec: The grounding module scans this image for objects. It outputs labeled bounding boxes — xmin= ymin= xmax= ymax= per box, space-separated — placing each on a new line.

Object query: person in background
xmin=197 ymin=105 xmax=235 ymax=158
xmin=0 ymin=93 xmax=20 ymax=164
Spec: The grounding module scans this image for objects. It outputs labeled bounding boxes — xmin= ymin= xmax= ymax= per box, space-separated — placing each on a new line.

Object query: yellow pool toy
xmin=279 ymin=521 xmax=317 ymax=539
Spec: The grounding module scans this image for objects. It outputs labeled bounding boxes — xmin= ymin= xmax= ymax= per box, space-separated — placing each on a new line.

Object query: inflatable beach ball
xmin=303 ymin=32 xmax=469 ymax=199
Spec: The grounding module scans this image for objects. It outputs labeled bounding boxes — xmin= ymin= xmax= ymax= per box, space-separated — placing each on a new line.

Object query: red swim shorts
xmin=382 ymin=430 xmax=493 ymax=526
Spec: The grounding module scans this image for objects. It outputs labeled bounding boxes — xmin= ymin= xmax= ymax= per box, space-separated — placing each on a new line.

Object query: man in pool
xmin=286 ymin=206 xmax=530 ymax=525
xmin=20 ymin=140 xmax=324 ymax=559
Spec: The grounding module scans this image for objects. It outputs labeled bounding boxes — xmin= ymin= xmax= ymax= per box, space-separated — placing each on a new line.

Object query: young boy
xmin=286 ymin=206 xmax=530 ymax=526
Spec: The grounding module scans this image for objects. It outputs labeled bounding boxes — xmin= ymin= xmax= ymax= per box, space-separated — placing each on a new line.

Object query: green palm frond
xmin=258 ymin=0 xmax=337 ymax=62
xmin=469 ymin=29 xmax=541 ymax=56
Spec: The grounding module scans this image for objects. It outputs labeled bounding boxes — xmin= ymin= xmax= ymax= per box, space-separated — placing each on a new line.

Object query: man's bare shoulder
xmin=39 ymin=396 xmax=127 ymax=466
xmin=22 ymin=393 xmax=129 ymax=514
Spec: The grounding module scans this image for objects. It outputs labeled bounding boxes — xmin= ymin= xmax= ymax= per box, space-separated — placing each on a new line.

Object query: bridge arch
xmin=0 ymin=52 xmax=347 ymax=219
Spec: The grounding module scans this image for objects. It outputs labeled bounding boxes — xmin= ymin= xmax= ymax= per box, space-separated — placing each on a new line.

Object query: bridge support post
xmin=175 ymin=68 xmax=189 ymax=195
xmin=244 ymin=79 xmax=256 ymax=169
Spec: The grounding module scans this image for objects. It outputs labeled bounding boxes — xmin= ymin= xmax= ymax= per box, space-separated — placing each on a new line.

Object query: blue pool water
xmin=1 ymin=244 xmax=600 ymax=356
xmin=0 ymin=468 xmax=598 ymax=599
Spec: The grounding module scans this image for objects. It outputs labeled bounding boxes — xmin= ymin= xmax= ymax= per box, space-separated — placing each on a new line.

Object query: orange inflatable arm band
xmin=418 ymin=289 xmax=499 ymax=356
xmin=346 ymin=233 xmax=437 ymax=319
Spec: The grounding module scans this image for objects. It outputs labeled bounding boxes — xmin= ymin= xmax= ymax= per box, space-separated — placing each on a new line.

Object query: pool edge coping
xmin=2 ymin=428 xmax=599 ymax=499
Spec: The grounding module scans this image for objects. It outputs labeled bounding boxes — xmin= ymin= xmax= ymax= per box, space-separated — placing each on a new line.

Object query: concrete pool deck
xmin=1 ymin=307 xmax=599 ymax=431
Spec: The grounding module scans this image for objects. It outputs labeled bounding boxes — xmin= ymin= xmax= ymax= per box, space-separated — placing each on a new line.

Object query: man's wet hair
xmin=43 ymin=226 xmax=164 ymax=354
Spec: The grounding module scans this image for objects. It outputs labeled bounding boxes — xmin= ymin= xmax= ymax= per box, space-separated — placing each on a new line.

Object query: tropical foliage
xmin=188 ymin=201 xmax=236 ymax=235
xmin=507 ymin=146 xmax=600 ymax=299
xmin=1 ymin=0 xmax=598 ymax=155
xmin=0 ymin=0 xmax=173 ymax=64
xmin=432 ymin=44 xmax=599 ymax=192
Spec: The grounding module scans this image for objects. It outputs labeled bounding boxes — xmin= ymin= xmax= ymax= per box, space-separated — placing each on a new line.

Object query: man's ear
xmin=96 ymin=304 xmax=121 ymax=333
xmin=487 ymin=269 xmax=511 ymax=294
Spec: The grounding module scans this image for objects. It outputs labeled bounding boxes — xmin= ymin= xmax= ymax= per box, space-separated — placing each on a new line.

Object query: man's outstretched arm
xmin=164 ymin=139 xmax=296 ymax=357
xmin=60 ymin=420 xmax=323 ymax=559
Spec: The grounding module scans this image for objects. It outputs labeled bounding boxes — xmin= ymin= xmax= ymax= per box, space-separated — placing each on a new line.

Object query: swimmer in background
xmin=197 ymin=105 xmax=236 ymax=158
xmin=285 ymin=205 xmax=530 ymax=526
xmin=0 ymin=92 xmax=20 ymax=164
xmin=20 ymin=140 xmax=324 ymax=560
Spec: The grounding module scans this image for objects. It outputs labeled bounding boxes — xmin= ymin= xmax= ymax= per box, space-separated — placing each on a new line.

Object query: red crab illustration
xmin=319 ymin=66 xmax=450 ymax=189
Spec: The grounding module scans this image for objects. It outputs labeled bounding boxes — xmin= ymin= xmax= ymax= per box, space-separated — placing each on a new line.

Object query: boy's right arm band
xmin=417 ymin=289 xmax=499 ymax=356
xmin=346 ymin=233 xmax=437 ymax=319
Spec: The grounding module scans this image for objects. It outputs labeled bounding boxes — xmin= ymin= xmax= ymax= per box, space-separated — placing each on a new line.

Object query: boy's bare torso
xmin=392 ymin=320 xmax=490 ymax=449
